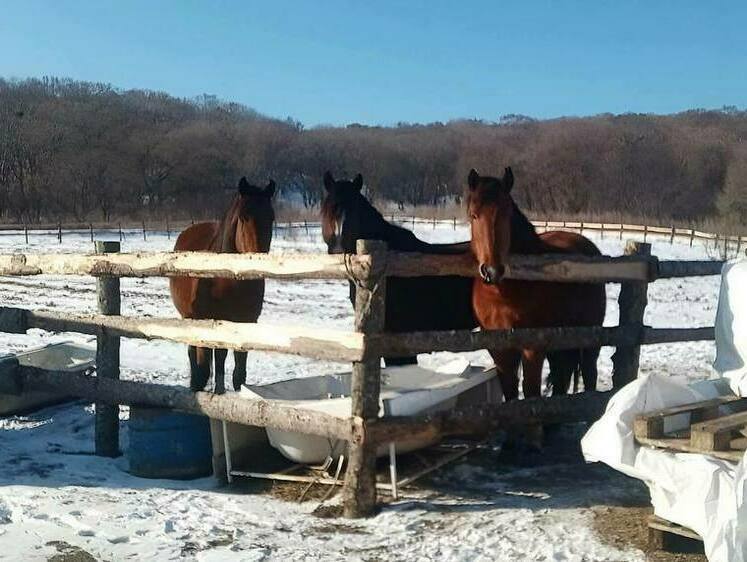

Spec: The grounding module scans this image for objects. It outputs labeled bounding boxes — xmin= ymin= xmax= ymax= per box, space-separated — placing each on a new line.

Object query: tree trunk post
xmin=612 ymin=241 xmax=652 ymax=388
xmin=343 ymin=239 xmax=387 ymax=518
xmin=95 ymin=241 xmax=122 ymax=457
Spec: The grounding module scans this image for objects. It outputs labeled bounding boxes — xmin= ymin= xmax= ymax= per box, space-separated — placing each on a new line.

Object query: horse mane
xmin=509 ymin=200 xmax=543 ymax=254
xmin=212 ymin=196 xmax=242 ymax=253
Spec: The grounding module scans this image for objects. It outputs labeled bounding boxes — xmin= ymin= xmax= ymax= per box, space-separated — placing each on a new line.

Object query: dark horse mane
xmin=322 ymin=189 xmax=467 ymax=254
xmin=211 ymin=196 xmax=242 ymax=252
xmin=509 ymin=202 xmax=544 ymax=254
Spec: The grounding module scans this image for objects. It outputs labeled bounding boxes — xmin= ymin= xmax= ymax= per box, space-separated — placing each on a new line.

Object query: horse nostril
xmin=479 ymin=263 xmax=493 ymax=284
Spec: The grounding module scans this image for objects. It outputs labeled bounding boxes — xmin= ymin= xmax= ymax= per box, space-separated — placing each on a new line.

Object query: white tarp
xmin=582 ymin=260 xmax=747 ymax=562
xmin=714 ymin=261 xmax=747 ymax=396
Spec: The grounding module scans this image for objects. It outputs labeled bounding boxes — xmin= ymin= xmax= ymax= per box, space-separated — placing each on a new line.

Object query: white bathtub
xmin=240 ymin=362 xmax=501 ymax=465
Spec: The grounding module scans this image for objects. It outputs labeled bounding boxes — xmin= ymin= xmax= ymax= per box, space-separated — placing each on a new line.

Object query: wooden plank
xmin=371 ymin=325 xmax=639 ymax=358
xmin=640 ymin=327 xmax=715 ymax=344
xmin=366 ymin=390 xmax=614 ymax=445
xmin=0 ymin=307 xmax=365 ymax=362
xmin=0 ymin=251 xmax=371 ymax=280
xmin=648 ymin=515 xmax=702 ymax=543
xmin=0 ymin=250 xmax=655 ymax=283
xmin=633 ymin=396 xmax=747 ymax=439
xmin=344 ymin=240 xmax=387 ymax=518
xmin=386 ymin=252 xmax=654 ymax=282
xmin=657 ymin=260 xmax=724 ymax=278
xmin=10 ymin=364 xmax=354 ymax=441
xmin=635 ymin=435 xmax=744 ymax=462
xmin=690 ymin=411 xmax=747 ymax=452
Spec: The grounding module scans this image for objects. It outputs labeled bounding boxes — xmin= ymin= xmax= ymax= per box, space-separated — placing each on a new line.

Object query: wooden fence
xmin=0 ymin=239 xmax=724 ymax=517
xmin=1 ymin=219 xmax=745 ymax=256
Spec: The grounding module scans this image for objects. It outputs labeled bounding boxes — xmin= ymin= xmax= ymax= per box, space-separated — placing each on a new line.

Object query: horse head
xmin=320 ymin=171 xmax=368 ymax=254
xmin=227 ymin=177 xmax=275 ymax=253
xmin=467 ymin=167 xmax=515 ymax=284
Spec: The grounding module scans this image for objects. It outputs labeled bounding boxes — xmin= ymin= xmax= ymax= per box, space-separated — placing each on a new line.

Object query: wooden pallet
xmin=634 ymin=395 xmax=747 ymax=462
xmin=648 ymin=515 xmax=704 ymax=553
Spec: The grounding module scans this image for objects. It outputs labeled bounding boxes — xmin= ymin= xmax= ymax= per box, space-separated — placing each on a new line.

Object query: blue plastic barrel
xmin=127 ymin=406 xmax=213 ymax=479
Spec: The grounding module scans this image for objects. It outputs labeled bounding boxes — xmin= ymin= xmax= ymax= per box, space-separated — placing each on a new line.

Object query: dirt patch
xmin=46 ymin=541 xmax=97 ymax=562
xmin=592 ymin=506 xmax=706 ymax=562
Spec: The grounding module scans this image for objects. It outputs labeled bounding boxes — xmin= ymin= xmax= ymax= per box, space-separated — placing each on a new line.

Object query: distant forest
xmin=1 ymin=77 xmax=745 ymax=228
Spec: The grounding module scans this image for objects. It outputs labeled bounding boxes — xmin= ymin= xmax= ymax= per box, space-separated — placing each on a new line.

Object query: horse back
xmin=539 ymin=230 xmax=601 ymax=256
xmin=169 ymin=222 xmax=265 ymax=322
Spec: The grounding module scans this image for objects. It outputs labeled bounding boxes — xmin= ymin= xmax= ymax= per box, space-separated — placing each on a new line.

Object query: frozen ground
xmin=0 ymin=222 xmax=723 ymax=560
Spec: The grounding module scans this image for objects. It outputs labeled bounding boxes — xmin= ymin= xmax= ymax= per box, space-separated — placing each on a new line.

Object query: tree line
xmin=1 ymin=76 xmax=745 ymax=228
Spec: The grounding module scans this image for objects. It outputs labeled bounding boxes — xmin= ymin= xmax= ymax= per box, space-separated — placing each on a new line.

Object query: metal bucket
xmin=127 ymin=406 xmax=213 ymax=479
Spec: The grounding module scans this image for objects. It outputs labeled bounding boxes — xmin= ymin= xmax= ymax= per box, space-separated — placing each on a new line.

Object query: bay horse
xmin=467 ymin=168 xmax=606 ymax=401
xmin=321 ymin=171 xmax=476 ymax=365
xmin=170 ymin=177 xmax=275 ymax=393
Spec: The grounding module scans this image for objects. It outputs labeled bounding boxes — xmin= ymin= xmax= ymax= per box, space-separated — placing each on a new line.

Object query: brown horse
xmin=467 ymin=168 xmax=606 ymax=401
xmin=321 ymin=171 xmax=476 ymax=365
xmin=170 ymin=177 xmax=275 ymax=393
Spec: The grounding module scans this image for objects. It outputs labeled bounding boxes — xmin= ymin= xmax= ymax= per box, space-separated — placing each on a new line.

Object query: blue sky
xmin=1 ymin=1 xmax=745 ymax=126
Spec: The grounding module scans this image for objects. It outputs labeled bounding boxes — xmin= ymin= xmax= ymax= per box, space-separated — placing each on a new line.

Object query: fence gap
xmin=611 ymin=241 xmax=652 ymax=388
xmin=94 ymin=241 xmax=122 ymax=457
xmin=343 ymin=239 xmax=387 ymax=518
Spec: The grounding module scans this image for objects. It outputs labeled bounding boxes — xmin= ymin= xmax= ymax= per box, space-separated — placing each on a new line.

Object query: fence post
xmin=24 ymin=225 xmax=28 ymax=244
xmin=119 ymin=223 xmax=123 ymax=242
xmin=689 ymin=229 xmax=695 ymax=247
xmin=58 ymin=223 xmax=62 ymax=244
xmin=89 ymin=223 xmax=94 ymax=243
xmin=142 ymin=221 xmax=147 ymax=241
xmin=343 ymin=239 xmax=387 ymax=518
xmin=643 ymin=224 xmax=648 ymax=243
xmin=670 ymin=225 xmax=675 ymax=244
xmin=612 ymin=241 xmax=652 ymax=388
xmin=619 ymin=223 xmax=624 ymax=240
xmin=95 ymin=241 xmax=121 ymax=457
xmin=453 ymin=217 xmax=456 ymax=230
xmin=166 ymin=217 xmax=171 ymax=240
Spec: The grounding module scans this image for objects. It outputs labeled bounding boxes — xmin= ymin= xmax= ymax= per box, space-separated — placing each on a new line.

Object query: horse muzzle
xmin=479 ymin=263 xmax=505 ymax=284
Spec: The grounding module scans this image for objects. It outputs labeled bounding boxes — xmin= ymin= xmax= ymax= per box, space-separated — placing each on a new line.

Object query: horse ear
xmin=468 ymin=169 xmax=479 ymax=191
xmin=353 ymin=174 xmax=363 ymax=191
xmin=265 ymin=179 xmax=276 ymax=197
xmin=238 ymin=176 xmax=250 ymax=196
xmin=323 ymin=171 xmax=335 ymax=192
xmin=503 ymin=167 xmax=514 ymax=192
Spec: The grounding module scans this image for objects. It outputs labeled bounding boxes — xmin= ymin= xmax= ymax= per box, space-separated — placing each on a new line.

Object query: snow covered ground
xmin=0 ymin=223 xmax=722 ymax=560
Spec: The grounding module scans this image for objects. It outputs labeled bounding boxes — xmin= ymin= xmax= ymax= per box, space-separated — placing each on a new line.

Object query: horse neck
xmin=508 ymin=202 xmax=545 ymax=254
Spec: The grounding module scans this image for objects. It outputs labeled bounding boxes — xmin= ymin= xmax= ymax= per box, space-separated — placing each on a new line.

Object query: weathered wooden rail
xmin=0 ymin=239 xmax=724 ymax=517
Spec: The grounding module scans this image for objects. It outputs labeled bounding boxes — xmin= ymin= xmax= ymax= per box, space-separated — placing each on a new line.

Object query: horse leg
xmin=232 ymin=351 xmax=248 ymax=391
xmin=546 ymin=350 xmax=576 ymax=396
xmin=190 ymin=346 xmax=213 ymax=391
xmin=214 ymin=348 xmax=228 ymax=394
xmin=489 ymin=350 xmax=521 ymax=401
xmin=521 ymin=348 xmax=545 ymax=398
xmin=580 ymin=347 xmax=600 ymax=392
